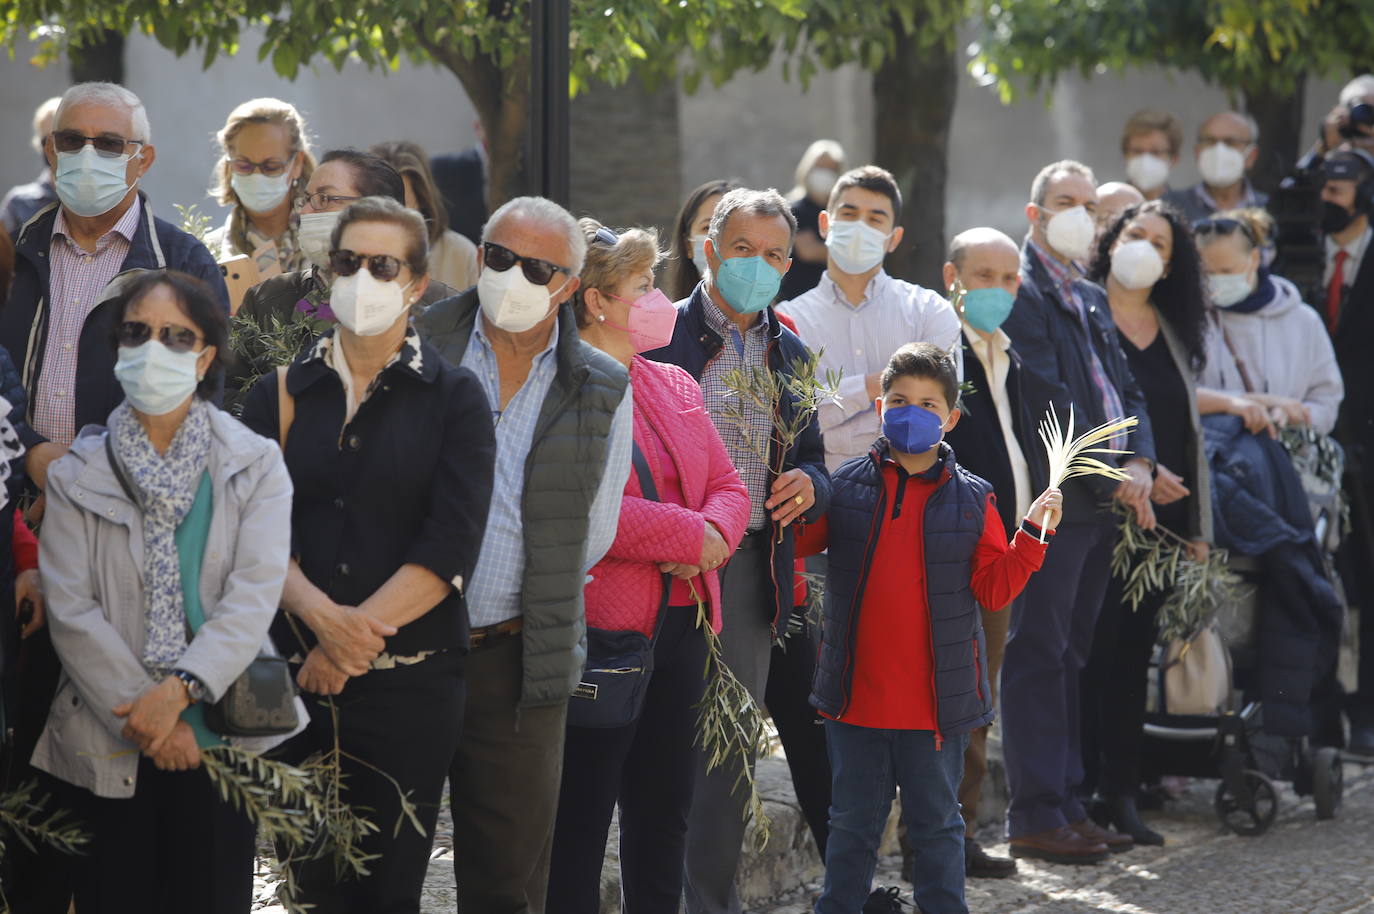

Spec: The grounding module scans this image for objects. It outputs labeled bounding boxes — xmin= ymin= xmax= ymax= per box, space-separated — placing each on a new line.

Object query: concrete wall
xmin=0 ymin=27 xmax=1347 ymax=246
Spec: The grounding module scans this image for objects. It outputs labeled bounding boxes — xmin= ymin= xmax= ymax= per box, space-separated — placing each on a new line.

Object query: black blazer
xmin=1334 ymin=248 xmax=1374 ymax=463
xmin=1002 ymin=244 xmax=1156 ymax=525
xmin=430 ymin=148 xmax=488 ymax=246
xmin=945 ymin=333 xmax=1046 ymax=535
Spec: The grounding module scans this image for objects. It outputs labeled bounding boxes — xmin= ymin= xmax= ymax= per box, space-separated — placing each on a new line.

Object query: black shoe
xmin=1100 ymin=794 xmax=1164 ymax=846
xmin=863 ymin=886 xmax=913 ymax=913
xmin=965 ymin=838 xmax=1018 ymax=878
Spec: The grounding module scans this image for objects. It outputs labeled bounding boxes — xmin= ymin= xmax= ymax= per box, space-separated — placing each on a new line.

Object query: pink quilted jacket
xmin=585 ymin=356 xmax=751 ymax=636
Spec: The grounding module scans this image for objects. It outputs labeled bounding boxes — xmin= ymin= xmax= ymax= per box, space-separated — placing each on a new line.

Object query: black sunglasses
xmin=482 ymin=242 xmax=571 ymax=287
xmin=115 ymin=321 xmax=202 ymax=353
xmin=1193 ymin=217 xmax=1257 ymax=246
xmin=329 ymin=249 xmax=405 ymax=282
xmin=52 ymin=129 xmax=144 ymax=158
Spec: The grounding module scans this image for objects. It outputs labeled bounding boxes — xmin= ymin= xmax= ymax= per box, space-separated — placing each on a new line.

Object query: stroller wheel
xmin=1215 ymin=770 xmax=1279 ymax=836
xmin=1312 ymin=747 xmax=1343 ymax=820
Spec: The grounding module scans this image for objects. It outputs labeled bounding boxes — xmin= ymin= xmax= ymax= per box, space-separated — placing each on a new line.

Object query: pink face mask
xmin=605 ymin=288 xmax=678 ymax=352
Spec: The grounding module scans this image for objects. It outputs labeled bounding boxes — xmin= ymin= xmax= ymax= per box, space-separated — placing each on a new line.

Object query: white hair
xmin=55 ymin=82 xmax=151 ymax=144
xmin=1341 ymin=74 xmax=1374 ymax=107
xmin=791 ymin=139 xmax=847 ymax=197
xmin=1200 ymin=110 xmax=1259 ymax=145
xmin=30 ymin=97 xmax=61 ymax=154
xmin=483 ymin=195 xmax=586 ymax=275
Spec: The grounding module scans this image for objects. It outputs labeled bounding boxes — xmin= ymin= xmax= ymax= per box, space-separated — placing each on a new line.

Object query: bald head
xmin=1096 ymin=182 xmax=1145 ymax=235
xmin=943 ymin=227 xmax=1021 ymax=304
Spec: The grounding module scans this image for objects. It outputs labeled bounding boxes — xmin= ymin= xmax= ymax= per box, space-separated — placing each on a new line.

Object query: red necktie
xmin=1327 ymin=249 xmax=1349 ymax=334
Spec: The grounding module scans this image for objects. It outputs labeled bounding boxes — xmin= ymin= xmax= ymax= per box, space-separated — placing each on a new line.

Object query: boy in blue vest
xmin=802 ymin=342 xmax=1062 ymax=913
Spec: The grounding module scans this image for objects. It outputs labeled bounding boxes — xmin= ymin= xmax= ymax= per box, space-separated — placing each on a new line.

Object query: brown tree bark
xmin=872 ymin=14 xmax=958 ymax=290
xmin=1244 ymin=75 xmax=1306 ymax=193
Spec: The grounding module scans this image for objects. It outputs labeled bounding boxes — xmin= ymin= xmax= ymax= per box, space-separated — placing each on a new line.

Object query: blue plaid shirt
xmin=460 ymin=318 xmax=634 ymax=627
xmin=701 ymin=295 xmax=774 ymax=532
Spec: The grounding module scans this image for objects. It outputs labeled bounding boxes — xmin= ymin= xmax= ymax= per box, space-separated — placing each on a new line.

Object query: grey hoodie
xmin=32 ymin=405 xmax=303 ymax=799
xmin=1200 ymin=274 xmax=1345 ymax=434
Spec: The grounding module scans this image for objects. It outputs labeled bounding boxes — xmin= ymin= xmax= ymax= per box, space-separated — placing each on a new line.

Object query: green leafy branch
xmin=175 ymin=203 xmax=215 ymax=244
xmin=690 ymin=584 xmax=772 ymax=853
xmin=1110 ymin=503 xmax=1245 ymax=644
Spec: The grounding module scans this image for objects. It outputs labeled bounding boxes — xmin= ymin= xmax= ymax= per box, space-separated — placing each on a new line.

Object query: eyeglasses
xmin=1198 ymin=135 xmax=1253 ymax=151
xmin=329 ymin=249 xmax=405 ymax=282
xmin=1193 ymin=216 xmax=1257 ymax=246
xmin=482 ymin=242 xmax=571 ymax=286
xmin=295 ymin=191 xmax=363 ymax=212
xmin=592 ymin=226 xmax=619 ymax=246
xmin=115 ymin=321 xmax=202 ymax=353
xmin=52 ymin=129 xmax=144 ymax=159
xmin=230 ymin=155 xmax=293 ymax=177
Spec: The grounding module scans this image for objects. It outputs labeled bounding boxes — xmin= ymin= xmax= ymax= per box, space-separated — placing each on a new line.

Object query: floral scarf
xmin=0 ymin=396 xmax=25 ymax=509
xmin=108 ymin=399 xmax=214 ymax=672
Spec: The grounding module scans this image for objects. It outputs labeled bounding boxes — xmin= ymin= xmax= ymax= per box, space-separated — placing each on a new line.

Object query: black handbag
xmin=567 ymin=443 xmax=671 ymax=729
xmin=106 ymin=434 xmax=300 ymax=738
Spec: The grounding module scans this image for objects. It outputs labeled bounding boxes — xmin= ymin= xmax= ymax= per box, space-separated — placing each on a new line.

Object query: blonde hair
xmin=790 ymin=139 xmax=847 ymax=199
xmin=574 ymin=218 xmax=664 ymax=328
xmin=1214 ymin=207 xmax=1274 ymax=249
xmin=1120 ymin=108 xmax=1183 ymax=157
xmin=210 ymin=97 xmax=316 ymax=207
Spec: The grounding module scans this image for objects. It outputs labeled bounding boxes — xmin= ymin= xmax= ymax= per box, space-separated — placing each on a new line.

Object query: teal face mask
xmin=714 ymin=255 xmax=783 ymax=315
xmin=960 ymin=286 xmax=1015 ymax=333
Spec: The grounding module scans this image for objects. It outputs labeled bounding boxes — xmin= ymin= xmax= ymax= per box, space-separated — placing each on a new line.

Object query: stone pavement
xmin=253 ymin=756 xmax=1374 ymax=913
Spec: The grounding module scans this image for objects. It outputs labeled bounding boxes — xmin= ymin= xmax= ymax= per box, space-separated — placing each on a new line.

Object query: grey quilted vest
xmin=416 ymin=290 xmax=630 ymax=706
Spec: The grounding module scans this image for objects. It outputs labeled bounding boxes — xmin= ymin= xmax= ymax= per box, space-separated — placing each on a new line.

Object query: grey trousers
xmin=683 ymin=545 xmax=775 ymax=914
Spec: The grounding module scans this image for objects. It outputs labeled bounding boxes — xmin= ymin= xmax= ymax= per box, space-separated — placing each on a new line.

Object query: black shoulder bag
xmin=567 ymin=443 xmax=671 ymax=729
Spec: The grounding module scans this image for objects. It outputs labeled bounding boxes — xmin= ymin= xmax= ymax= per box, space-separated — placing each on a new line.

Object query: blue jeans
xmin=815 ymin=721 xmax=969 ymax=914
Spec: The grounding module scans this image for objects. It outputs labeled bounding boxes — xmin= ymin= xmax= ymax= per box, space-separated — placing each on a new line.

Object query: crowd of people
xmin=0 ymin=72 xmax=1370 ymax=914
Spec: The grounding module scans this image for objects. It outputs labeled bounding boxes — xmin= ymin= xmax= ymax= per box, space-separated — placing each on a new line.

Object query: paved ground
xmin=254 ymin=759 xmax=1374 ymax=913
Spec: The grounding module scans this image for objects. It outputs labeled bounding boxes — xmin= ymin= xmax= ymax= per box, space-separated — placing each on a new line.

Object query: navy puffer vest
xmin=811 ymin=441 xmax=996 ymax=739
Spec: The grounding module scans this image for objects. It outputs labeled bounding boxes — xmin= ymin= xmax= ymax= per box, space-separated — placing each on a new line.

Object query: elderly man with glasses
xmin=0 ymin=80 xmax=229 ymax=913
xmin=1163 ymin=111 xmax=1269 ymax=224
xmin=416 ymin=196 xmax=633 ymax=913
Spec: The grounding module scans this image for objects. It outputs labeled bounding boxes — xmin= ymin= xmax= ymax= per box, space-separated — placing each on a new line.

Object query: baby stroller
xmin=1137 ymin=423 xmax=1349 ymax=836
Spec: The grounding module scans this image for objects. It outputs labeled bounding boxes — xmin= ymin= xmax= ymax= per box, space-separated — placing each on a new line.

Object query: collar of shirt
xmin=960 ymin=320 xmax=1011 ymax=359
xmin=51 ymin=198 xmax=141 ymax=254
xmin=818 ymin=269 xmax=890 ymax=311
xmin=303 ymin=324 xmax=432 ymax=390
xmin=1326 ymin=224 xmax=1373 ymax=263
xmin=468 ymin=314 xmax=560 ymax=418
xmin=1196 ymin=180 xmax=1261 ymax=212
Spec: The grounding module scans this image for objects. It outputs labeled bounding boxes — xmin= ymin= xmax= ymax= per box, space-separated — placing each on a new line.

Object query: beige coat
xmin=429 ymin=229 xmax=479 ymax=293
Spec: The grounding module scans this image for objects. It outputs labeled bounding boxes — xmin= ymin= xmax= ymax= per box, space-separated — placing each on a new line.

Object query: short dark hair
xmin=331 ymin=196 xmax=430 ymax=277
xmin=881 ymin=342 xmax=959 ymax=409
xmin=319 ymin=149 xmax=406 ymax=204
xmin=827 ymin=165 xmax=903 ymax=226
xmin=109 ymin=270 xmax=228 ymax=400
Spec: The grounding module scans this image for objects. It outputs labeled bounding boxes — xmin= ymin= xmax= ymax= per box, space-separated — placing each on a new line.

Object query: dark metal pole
xmin=529 ymin=0 xmax=571 ymax=204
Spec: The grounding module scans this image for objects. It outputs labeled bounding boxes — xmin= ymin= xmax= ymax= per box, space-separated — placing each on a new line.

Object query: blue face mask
xmin=961 ymin=286 xmax=1015 ymax=333
xmin=714 ymin=255 xmax=783 ymax=315
xmin=881 ymin=403 xmax=945 ymax=455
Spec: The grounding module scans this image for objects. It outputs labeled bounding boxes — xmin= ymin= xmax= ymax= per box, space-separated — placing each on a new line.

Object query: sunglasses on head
xmin=115 ymin=321 xmax=202 ymax=353
xmin=52 ymin=129 xmax=144 ymax=158
xmin=329 ymin=250 xmax=406 ymax=282
xmin=592 ymin=226 xmax=619 ymax=247
xmin=482 ymin=242 xmax=571 ymax=287
xmin=1193 ymin=217 xmax=1257 ymax=246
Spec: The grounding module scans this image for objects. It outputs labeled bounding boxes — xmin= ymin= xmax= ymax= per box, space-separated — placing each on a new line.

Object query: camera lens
xmin=1350 ymin=101 xmax=1374 ymax=129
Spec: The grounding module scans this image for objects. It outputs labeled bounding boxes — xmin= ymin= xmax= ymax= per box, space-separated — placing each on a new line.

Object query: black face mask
xmin=1322 ymin=200 xmax=1359 ymax=235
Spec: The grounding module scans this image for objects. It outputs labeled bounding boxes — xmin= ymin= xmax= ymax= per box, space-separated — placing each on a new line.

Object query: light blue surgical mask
xmin=1207 ymin=272 xmax=1254 ymax=309
xmin=825 ymin=219 xmax=891 ymax=275
xmin=713 ymin=255 xmax=783 ymax=315
xmin=690 ymin=234 xmax=710 ymax=276
xmin=54 ymin=145 xmax=135 ymax=218
xmin=114 ymin=340 xmax=201 ymax=416
xmin=960 ymin=286 xmax=1016 ymax=333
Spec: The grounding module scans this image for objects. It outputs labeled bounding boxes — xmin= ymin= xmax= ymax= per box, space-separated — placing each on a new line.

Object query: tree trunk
xmin=872 ymin=14 xmax=958 ymax=290
xmin=69 ymin=29 xmax=125 ymax=84
xmin=1244 ymin=75 xmax=1306 ymax=194
xmin=570 ymin=74 xmax=681 ymax=237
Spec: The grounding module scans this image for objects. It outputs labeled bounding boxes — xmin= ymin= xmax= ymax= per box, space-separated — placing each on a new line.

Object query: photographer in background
xmin=1323 ymin=147 xmax=1374 ymax=758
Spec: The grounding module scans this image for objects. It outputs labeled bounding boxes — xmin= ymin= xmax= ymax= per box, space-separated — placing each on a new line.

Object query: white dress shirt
xmin=962 ymin=322 xmax=1033 ymax=522
xmin=1323 ymin=224 xmax=1373 ymax=290
xmin=780 ymin=270 xmax=961 ymax=472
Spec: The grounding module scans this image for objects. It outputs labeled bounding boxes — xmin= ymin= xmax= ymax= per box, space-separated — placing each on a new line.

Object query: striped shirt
xmin=459 ymin=317 xmax=634 ymax=627
xmin=700 ymin=294 xmax=774 ymax=531
xmin=36 ymin=204 xmax=141 ymax=445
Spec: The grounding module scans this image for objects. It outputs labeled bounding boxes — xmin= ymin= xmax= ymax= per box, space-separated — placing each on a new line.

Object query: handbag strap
xmin=1212 ymin=311 xmax=1257 ymax=395
xmin=631 ymin=441 xmax=672 ymax=644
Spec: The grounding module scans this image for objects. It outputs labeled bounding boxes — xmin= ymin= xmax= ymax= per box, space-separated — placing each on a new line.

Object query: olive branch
xmin=717 ymin=351 xmax=839 ymax=544
xmin=689 ymin=582 xmax=773 ymax=852
xmin=175 ymin=203 xmax=215 ymax=244
xmin=1109 ymin=502 xmax=1246 ymax=645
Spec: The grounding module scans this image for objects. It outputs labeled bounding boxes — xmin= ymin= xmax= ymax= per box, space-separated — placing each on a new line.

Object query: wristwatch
xmin=171 ymin=670 xmax=208 ymax=704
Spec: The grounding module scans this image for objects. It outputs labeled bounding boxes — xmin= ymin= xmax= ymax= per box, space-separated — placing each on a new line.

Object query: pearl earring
xmin=598 ymin=314 xmax=606 ymax=323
